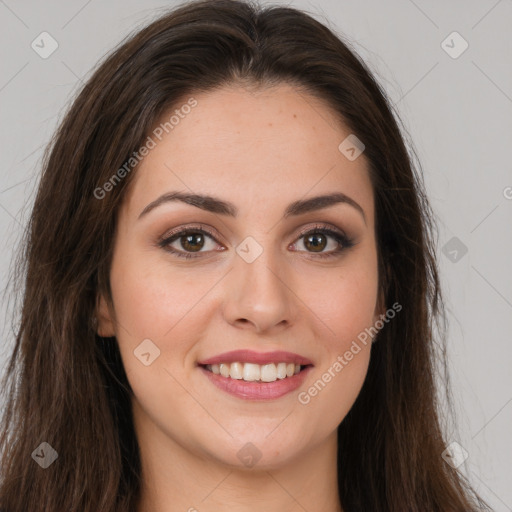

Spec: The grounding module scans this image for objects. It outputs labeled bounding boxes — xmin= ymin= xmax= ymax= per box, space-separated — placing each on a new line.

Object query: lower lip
xmin=199 ymin=365 xmax=312 ymax=400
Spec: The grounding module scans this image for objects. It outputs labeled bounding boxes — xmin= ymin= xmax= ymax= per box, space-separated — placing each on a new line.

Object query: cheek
xmin=108 ymin=243 xmax=230 ymax=395
xmin=302 ymin=248 xmax=380 ymax=347
xmin=108 ymin=255 xmax=213 ymax=421
xmin=292 ymin=250 xmax=378 ymax=421
xmin=295 ymin=274 xmax=376 ymax=432
xmin=109 ymin=248 xmax=214 ymax=339
xmin=297 ymin=343 xmax=371 ymax=436
xmin=312 ymin=275 xmax=377 ymax=336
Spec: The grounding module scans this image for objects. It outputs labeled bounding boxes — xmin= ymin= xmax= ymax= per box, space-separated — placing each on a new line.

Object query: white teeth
xmin=260 ymin=363 xmax=277 ymax=382
xmin=205 ymin=362 xmax=303 ymax=382
xmin=219 ymin=363 xmax=230 ymax=378
xmin=229 ymin=362 xmax=243 ymax=379
xmin=243 ymin=363 xmax=260 ymax=381
xmin=276 ymin=362 xmax=287 ymax=379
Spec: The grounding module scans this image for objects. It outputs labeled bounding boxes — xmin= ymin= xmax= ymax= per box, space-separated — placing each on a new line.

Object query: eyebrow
xmin=138 ymin=191 xmax=366 ymax=224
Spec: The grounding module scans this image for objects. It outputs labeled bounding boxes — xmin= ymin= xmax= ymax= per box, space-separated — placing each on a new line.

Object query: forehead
xmin=122 ymin=83 xmax=374 ymax=223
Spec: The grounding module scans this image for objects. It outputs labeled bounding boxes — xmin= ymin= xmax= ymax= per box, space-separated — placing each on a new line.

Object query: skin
xmin=97 ymin=83 xmax=385 ymax=512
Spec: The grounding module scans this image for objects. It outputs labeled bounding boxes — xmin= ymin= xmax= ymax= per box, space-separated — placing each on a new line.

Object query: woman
xmin=0 ymin=0 xmax=492 ymax=510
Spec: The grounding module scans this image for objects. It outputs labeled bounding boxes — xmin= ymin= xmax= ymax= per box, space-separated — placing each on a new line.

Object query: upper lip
xmin=198 ymin=349 xmax=313 ymax=366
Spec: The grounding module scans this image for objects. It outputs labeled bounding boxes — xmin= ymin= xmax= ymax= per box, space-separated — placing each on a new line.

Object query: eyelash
xmin=157 ymin=223 xmax=355 ymax=260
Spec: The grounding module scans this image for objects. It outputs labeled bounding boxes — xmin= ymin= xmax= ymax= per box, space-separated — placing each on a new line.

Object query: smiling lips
xmin=198 ymin=349 xmax=313 ymax=400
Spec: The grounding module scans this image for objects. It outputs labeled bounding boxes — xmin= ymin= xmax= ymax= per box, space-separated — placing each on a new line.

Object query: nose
xmin=222 ymin=244 xmax=298 ymax=334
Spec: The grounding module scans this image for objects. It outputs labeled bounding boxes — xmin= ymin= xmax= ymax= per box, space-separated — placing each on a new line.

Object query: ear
xmin=96 ymin=293 xmax=116 ymax=337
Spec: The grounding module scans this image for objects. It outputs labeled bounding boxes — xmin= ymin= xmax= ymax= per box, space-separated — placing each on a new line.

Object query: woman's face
xmin=98 ymin=83 xmax=383 ymax=469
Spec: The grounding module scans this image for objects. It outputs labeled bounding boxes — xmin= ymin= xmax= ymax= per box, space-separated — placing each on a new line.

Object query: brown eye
xmin=292 ymin=226 xmax=355 ymax=259
xmin=303 ymin=233 xmax=328 ymax=252
xmin=179 ymin=232 xmax=206 ymax=252
xmin=158 ymin=226 xmax=222 ymax=259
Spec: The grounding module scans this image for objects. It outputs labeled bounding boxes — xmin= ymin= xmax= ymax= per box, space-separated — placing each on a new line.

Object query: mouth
xmin=197 ymin=350 xmax=314 ymax=400
xmin=199 ymin=361 xmax=312 ymax=383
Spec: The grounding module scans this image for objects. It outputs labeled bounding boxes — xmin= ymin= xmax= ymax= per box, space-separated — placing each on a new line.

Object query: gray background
xmin=1 ymin=0 xmax=511 ymax=510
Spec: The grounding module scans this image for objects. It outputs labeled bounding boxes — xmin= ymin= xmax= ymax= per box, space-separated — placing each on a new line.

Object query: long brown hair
xmin=0 ymin=0 xmax=492 ymax=510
